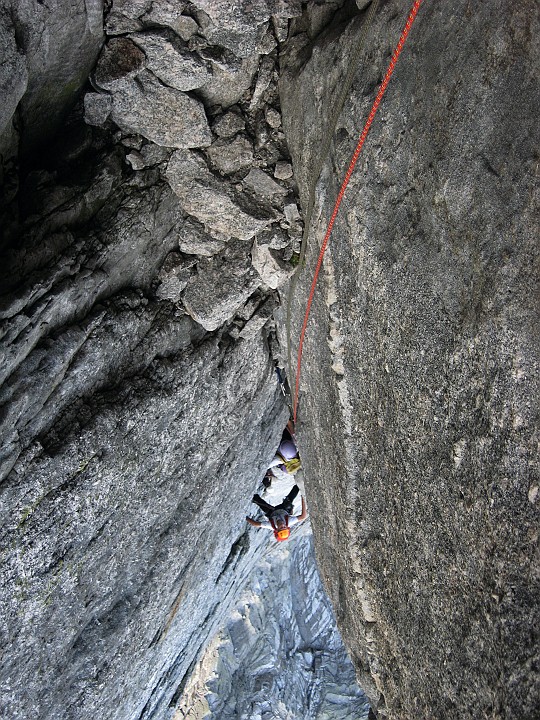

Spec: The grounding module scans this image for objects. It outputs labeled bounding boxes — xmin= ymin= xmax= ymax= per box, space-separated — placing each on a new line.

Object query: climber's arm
xmin=296 ymin=496 xmax=308 ymax=523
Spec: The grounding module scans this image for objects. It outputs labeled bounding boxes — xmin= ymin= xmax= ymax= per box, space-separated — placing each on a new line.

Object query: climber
xmin=266 ymin=419 xmax=301 ymax=479
xmin=246 ymin=484 xmax=308 ymax=541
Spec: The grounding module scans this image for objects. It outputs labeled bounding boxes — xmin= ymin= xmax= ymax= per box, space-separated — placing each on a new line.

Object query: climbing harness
xmin=292 ymin=0 xmax=425 ymax=423
xmin=286 ymin=0 xmax=380 ymax=390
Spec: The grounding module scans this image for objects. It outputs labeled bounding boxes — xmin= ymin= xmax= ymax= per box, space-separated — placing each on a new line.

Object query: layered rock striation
xmin=175 ymin=533 xmax=370 ymax=720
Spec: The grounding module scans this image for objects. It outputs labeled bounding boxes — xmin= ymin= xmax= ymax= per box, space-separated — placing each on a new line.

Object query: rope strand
xmin=293 ymin=0 xmax=424 ymax=423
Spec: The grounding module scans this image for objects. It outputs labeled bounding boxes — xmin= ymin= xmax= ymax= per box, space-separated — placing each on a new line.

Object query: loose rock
xmin=129 ymin=32 xmax=212 ymax=91
xmin=111 ymin=71 xmax=212 ymax=148
xmin=166 ymin=149 xmax=271 ymax=240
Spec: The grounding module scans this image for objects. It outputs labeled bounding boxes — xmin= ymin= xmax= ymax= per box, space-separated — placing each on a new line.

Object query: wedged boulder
xmin=249 ymin=55 xmax=276 ymax=111
xmin=212 ymin=110 xmax=246 ymax=139
xmin=177 ymin=218 xmax=227 ymax=257
xmin=181 ymin=238 xmax=261 ymax=331
xmin=143 ymin=3 xmax=198 ymax=39
xmin=206 ymin=136 xmax=254 ymax=176
xmin=84 ymin=93 xmax=113 ymax=127
xmin=197 ymin=54 xmax=260 ymax=109
xmin=194 ymin=0 xmax=302 ymax=58
xmin=251 ymin=237 xmax=294 ymax=290
xmin=110 ymin=70 xmax=212 ymax=148
xmin=129 ymin=32 xmax=212 ymax=91
xmin=166 ymin=149 xmax=271 ymax=240
xmin=243 ymin=168 xmax=287 ymax=199
xmin=93 ymin=37 xmax=146 ymax=90
xmin=155 ymin=252 xmax=196 ymax=302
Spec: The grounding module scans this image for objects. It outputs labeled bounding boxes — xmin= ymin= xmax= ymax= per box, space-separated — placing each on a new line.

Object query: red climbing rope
xmin=292 ymin=0 xmax=424 ymax=423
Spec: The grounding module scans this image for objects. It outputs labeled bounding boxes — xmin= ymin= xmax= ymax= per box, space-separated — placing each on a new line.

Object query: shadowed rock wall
xmin=0 ymin=1 xmax=374 ymax=719
xmin=0 ymin=0 xmax=302 ymax=718
xmin=280 ymin=1 xmax=539 ymax=718
xmin=2 ymin=0 xmax=538 ymax=718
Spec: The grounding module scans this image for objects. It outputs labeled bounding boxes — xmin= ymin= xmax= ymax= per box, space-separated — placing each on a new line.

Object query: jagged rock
xmin=252 ymin=238 xmax=294 ymax=290
xmin=206 ymin=136 xmax=254 ymax=176
xmin=265 ymin=106 xmax=282 ymax=128
xmin=238 ymin=298 xmax=275 ymax=339
xmin=173 ymin=534 xmax=370 ymax=719
xmin=84 ymin=93 xmax=113 ymax=126
xmin=129 ymin=32 xmax=212 ymax=91
xmin=197 ymin=55 xmax=260 ymax=109
xmin=175 ymin=16 xmax=200 ymax=42
xmin=110 ymin=0 xmax=153 ymax=19
xmin=0 ymin=318 xmax=288 ymax=720
xmin=120 ymin=135 xmax=144 ymax=150
xmin=155 ymin=252 xmax=195 ymax=302
xmin=94 ymin=37 xmax=146 ymax=90
xmin=272 ymin=15 xmax=290 ymax=42
xmin=166 ymin=149 xmax=272 ymax=240
xmin=274 ymin=160 xmax=293 ymax=180
xmin=126 ymin=143 xmax=171 ymax=170
xmin=257 ymin=226 xmax=291 ymax=250
xmin=194 ymin=0 xmax=302 ymax=58
xmin=249 ymin=55 xmax=276 ymax=111
xmin=212 ymin=111 xmax=246 ymax=139
xmin=243 ymin=167 xmax=288 ymax=198
xmin=177 ymin=218 xmax=227 ymax=257
xmin=110 ymin=70 xmax=212 ymax=148
xmin=181 ymin=238 xmax=261 ymax=331
xmin=142 ymin=2 xmax=197 ymax=39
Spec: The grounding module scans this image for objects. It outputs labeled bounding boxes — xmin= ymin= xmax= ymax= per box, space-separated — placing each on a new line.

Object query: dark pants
xmin=253 ymin=485 xmax=299 ymax=518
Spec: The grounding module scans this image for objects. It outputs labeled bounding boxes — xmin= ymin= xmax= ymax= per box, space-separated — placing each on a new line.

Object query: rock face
xmin=175 ymin=533 xmax=370 ymax=720
xmin=2 ymin=1 xmax=538 ymax=719
xmin=279 ymin=1 xmax=539 ymax=718
xmin=0 ymin=0 xmax=103 ymax=169
xmin=0 ymin=1 xmax=366 ymax=719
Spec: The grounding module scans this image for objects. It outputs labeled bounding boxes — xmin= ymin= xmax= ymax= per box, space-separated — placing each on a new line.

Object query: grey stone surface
xmin=197 ymin=54 xmax=260 ymax=109
xmin=274 ymin=160 xmax=293 ymax=180
xmin=280 ymin=1 xmax=540 ymax=718
xmin=93 ymin=37 xmax=146 ymax=90
xmin=129 ymin=32 xmax=212 ymax=91
xmin=249 ymin=55 xmax=276 ymax=111
xmin=212 ymin=111 xmax=246 ymax=139
xmin=155 ymin=252 xmax=196 ymax=302
xmin=206 ymin=136 xmax=255 ymax=176
xmin=0 ymin=2 xmax=374 ymax=720
xmin=166 ymin=149 xmax=272 ymax=241
xmin=174 ymin=534 xmax=370 ymax=719
xmin=243 ymin=167 xmax=288 ymax=199
xmin=177 ymin=217 xmax=227 ymax=257
xmin=84 ymin=92 xmax=113 ymax=126
xmin=110 ymin=70 xmax=212 ymax=148
xmin=252 ymin=238 xmax=294 ymax=290
xmin=194 ymin=0 xmax=302 ymax=57
xmin=8 ymin=0 xmax=103 ymax=150
xmin=181 ymin=238 xmax=262 ymax=331
xmin=0 ymin=0 xmax=103 ymax=178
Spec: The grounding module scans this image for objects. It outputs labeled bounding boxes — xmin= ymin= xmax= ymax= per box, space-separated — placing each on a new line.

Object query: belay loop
xmin=292 ymin=0 xmax=425 ymax=424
